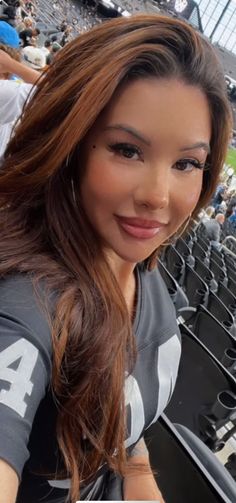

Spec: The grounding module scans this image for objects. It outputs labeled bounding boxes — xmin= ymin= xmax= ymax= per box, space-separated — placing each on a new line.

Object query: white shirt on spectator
xmin=0 ymin=79 xmax=34 ymax=160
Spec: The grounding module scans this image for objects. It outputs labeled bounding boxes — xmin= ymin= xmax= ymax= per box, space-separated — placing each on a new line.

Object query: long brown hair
xmin=0 ymin=14 xmax=232 ymax=501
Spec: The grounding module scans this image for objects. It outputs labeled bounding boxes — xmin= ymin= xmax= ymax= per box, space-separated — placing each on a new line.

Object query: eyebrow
xmin=104 ymin=124 xmax=151 ymax=146
xmin=180 ymin=142 xmax=211 ymax=154
xmin=104 ymin=125 xmax=210 ymax=154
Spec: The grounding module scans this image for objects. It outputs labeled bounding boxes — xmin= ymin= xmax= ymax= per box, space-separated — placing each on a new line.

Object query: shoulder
xmin=0 ymin=274 xmax=53 ymax=358
xmin=136 ymin=263 xmax=180 ymax=345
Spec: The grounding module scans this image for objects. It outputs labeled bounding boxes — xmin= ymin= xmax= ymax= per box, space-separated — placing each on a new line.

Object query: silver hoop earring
xmin=71 ymin=178 xmax=76 ymax=205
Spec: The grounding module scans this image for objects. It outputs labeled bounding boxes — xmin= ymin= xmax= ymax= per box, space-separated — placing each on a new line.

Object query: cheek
xmin=180 ymin=173 xmax=203 ymax=213
xmin=185 ymin=187 xmax=202 ymax=210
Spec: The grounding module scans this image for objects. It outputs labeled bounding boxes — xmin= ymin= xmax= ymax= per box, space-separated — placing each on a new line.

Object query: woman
xmin=0 ymin=13 xmax=232 ymax=503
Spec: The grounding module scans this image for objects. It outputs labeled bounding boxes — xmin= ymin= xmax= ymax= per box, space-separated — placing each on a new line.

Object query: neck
xmin=105 ymin=252 xmax=137 ymax=317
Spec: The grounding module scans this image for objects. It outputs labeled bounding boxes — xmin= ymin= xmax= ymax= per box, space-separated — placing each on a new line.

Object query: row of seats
xmin=147 ymin=227 xmax=236 ymax=502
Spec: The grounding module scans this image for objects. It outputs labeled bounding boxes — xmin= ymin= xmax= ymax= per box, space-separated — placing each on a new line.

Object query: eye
xmin=108 ymin=143 xmax=143 ymax=161
xmin=175 ymin=159 xmax=206 ymax=172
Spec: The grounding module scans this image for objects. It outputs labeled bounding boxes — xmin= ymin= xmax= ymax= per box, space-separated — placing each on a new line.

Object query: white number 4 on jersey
xmin=0 ymin=339 xmax=38 ymax=418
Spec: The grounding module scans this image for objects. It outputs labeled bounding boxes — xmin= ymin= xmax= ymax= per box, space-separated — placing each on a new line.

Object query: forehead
xmin=91 ymin=78 xmax=211 ymax=149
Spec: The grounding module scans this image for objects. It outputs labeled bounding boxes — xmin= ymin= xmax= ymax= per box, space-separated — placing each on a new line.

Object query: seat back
xmin=184 ymin=264 xmax=209 ymax=307
xmin=192 ymin=306 xmax=236 ymax=374
xmin=166 ymin=324 xmax=236 ymax=438
xmin=164 ymin=245 xmax=185 ymax=285
xmin=207 ymin=292 xmax=235 ymax=329
xmin=158 ymin=261 xmax=189 ymax=313
xmin=145 ymin=414 xmax=232 ymax=503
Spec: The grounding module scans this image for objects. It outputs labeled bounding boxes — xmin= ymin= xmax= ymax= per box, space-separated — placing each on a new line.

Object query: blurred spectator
xmin=0 ymin=1 xmax=21 ymax=28
xmin=46 ymin=42 xmax=61 ymax=65
xmin=225 ymin=190 xmax=236 ymax=218
xmin=60 ymin=25 xmax=72 ymax=46
xmin=199 ymin=212 xmax=225 ymax=248
xmin=19 ymin=26 xmax=40 ymax=46
xmin=50 ymin=34 xmax=62 ymax=50
xmin=41 ymin=38 xmax=51 ymax=57
xmin=16 ymin=15 xmax=33 ymax=33
xmin=0 ymin=20 xmax=20 ymax=48
xmin=23 ymin=0 xmax=35 ymax=17
xmin=22 ymin=45 xmax=46 ymax=69
xmin=228 ymin=207 xmax=236 ymax=229
xmin=0 ymin=48 xmax=40 ymax=160
xmin=212 ymin=183 xmax=227 ymax=211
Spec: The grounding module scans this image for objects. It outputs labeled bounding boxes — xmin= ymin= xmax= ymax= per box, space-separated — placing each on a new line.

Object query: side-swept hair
xmin=0 ymin=14 xmax=232 ymax=501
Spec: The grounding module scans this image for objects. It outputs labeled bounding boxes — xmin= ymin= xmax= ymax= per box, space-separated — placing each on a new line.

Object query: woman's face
xmin=80 ymin=78 xmax=211 ymax=265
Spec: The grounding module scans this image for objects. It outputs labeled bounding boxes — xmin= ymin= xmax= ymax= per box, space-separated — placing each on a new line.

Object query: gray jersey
xmin=0 ymin=265 xmax=181 ymax=502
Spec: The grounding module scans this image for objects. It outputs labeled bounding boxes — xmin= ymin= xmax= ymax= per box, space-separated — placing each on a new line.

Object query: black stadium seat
xmin=194 ymin=257 xmax=218 ymax=292
xmin=164 ymin=245 xmax=185 ymax=286
xmin=158 ymin=261 xmax=189 ymax=314
xmin=192 ymin=241 xmax=209 ymax=265
xmin=217 ymin=281 xmax=236 ymax=315
xmin=210 ymin=258 xmax=228 ymax=285
xmin=183 ymin=264 xmax=209 ymax=307
xmin=145 ymin=414 xmax=235 ymax=503
xmin=175 ymin=237 xmax=195 ymax=266
xmin=190 ymin=305 xmax=236 ymax=377
xmin=166 ymin=324 xmax=236 ymax=450
xmin=207 ymin=291 xmax=236 ymax=334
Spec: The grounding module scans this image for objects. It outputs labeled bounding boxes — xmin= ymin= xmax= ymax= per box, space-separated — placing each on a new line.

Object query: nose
xmin=135 ymin=163 xmax=170 ymax=211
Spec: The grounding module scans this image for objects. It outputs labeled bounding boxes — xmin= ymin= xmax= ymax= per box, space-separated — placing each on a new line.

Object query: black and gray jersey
xmin=0 ymin=265 xmax=181 ymax=502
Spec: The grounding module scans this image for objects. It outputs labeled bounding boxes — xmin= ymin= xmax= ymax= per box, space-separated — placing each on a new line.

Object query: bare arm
xmin=0 ymin=459 xmax=19 ymax=503
xmin=124 ymin=438 xmax=165 ymax=501
xmin=0 ymin=50 xmax=40 ymax=84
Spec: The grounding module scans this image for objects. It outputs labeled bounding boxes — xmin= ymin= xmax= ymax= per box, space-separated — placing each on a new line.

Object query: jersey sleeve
xmin=0 ymin=274 xmax=53 ymax=479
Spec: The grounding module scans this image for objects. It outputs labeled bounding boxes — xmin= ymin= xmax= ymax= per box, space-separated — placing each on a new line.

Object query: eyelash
xmin=108 ymin=142 xmax=207 ymax=171
xmin=108 ymin=143 xmax=143 ymax=161
xmin=175 ymin=159 xmax=206 ymax=172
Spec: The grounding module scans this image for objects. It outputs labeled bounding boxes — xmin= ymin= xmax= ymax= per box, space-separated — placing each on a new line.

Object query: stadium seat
xmin=145 ymin=414 xmax=235 ymax=503
xmin=175 ymin=237 xmax=195 ymax=267
xmin=183 ymin=264 xmax=209 ymax=307
xmin=207 ymin=291 xmax=236 ymax=334
xmin=163 ymin=245 xmax=185 ymax=286
xmin=166 ymin=324 xmax=236 ymax=451
xmin=190 ymin=305 xmax=236 ymax=376
xmin=217 ymin=281 xmax=236 ymax=315
xmin=192 ymin=241 xmax=209 ymax=266
xmin=210 ymin=258 xmax=228 ymax=286
xmin=158 ymin=261 xmax=189 ymax=314
xmin=194 ymin=257 xmax=218 ymax=292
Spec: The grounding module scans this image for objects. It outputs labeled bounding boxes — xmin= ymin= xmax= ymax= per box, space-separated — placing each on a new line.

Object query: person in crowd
xmin=22 ymin=44 xmax=46 ymax=70
xmin=199 ymin=212 xmax=225 ymax=247
xmin=22 ymin=0 xmax=35 ymax=17
xmin=0 ymin=19 xmax=20 ymax=48
xmin=228 ymin=206 xmax=236 ymax=228
xmin=0 ymin=1 xmax=20 ymax=28
xmin=41 ymin=38 xmax=51 ymax=56
xmin=0 ymin=48 xmax=40 ymax=160
xmin=19 ymin=25 xmax=40 ymax=46
xmin=0 ymin=14 xmax=232 ymax=503
xmin=15 ymin=15 xmax=33 ymax=33
xmin=60 ymin=24 xmax=73 ymax=46
xmin=50 ymin=33 xmax=62 ymax=50
xmin=201 ymin=205 xmax=215 ymax=220
xmin=225 ymin=190 xmax=236 ymax=218
xmin=46 ymin=42 xmax=61 ymax=65
xmin=212 ymin=183 xmax=227 ymax=210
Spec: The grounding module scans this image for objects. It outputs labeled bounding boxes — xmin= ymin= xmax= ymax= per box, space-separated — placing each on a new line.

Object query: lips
xmin=116 ymin=215 xmax=167 ymax=239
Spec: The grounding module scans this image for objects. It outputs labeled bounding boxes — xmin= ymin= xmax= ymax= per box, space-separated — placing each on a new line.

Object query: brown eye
xmin=108 ymin=143 xmax=142 ymax=161
xmin=175 ymin=159 xmax=205 ymax=172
